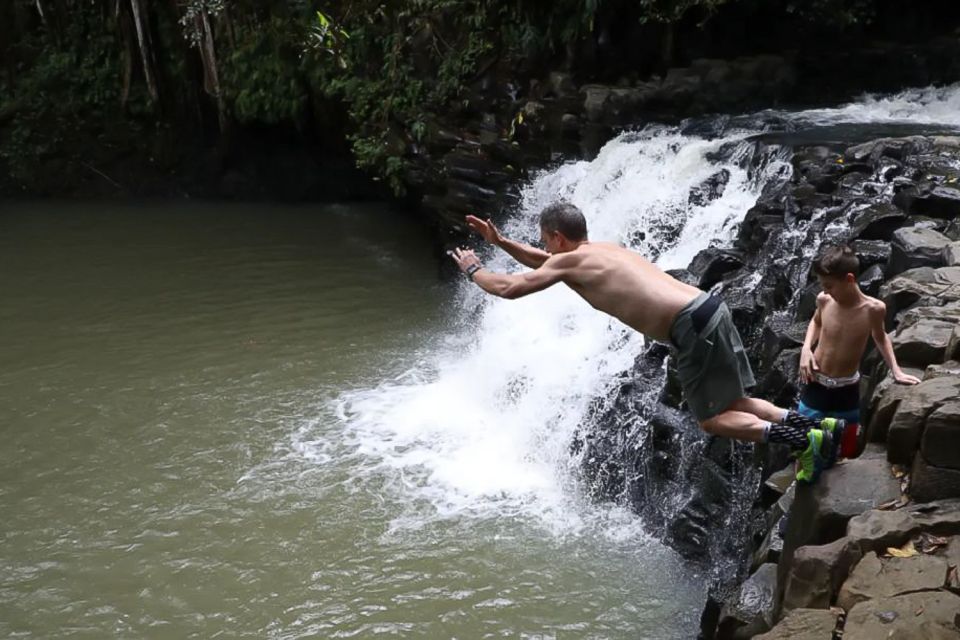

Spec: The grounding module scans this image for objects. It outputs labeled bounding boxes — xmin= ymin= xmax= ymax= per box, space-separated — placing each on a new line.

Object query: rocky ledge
xmin=696 ymin=135 xmax=960 ymax=639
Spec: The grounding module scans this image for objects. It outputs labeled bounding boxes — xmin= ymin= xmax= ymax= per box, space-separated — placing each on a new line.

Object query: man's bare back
xmin=811 ymin=292 xmax=881 ymax=378
xmin=548 ymin=243 xmax=701 ymax=341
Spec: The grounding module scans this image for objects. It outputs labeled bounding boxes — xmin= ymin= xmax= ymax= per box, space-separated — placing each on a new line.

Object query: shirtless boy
xmin=799 ymin=245 xmax=920 ymax=459
xmin=451 ymin=203 xmax=842 ymax=483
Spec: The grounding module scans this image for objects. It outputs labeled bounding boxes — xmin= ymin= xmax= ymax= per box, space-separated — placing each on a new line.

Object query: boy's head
xmin=813 ymin=244 xmax=860 ymax=300
xmin=538 ymin=202 xmax=588 ymax=253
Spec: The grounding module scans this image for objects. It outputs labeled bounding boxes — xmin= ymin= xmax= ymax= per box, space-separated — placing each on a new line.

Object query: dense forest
xmin=1 ymin=0 xmax=957 ymax=199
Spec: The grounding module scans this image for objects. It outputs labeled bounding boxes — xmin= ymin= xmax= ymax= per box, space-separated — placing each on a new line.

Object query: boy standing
xmin=799 ymin=245 xmax=921 ymax=461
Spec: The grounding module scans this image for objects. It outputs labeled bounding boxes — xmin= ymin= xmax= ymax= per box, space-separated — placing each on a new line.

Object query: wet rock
xmin=753 ymin=608 xmax=838 ymax=640
xmin=843 ymin=591 xmax=960 ymax=640
xmin=782 ymin=535 xmax=862 ymax=610
xmin=912 ymin=452 xmax=960 ymax=502
xmin=887 ymin=376 xmax=960 ymax=465
xmin=853 ymin=239 xmax=893 ymax=271
xmin=899 ymin=184 xmax=960 ymax=219
xmin=837 ymin=551 xmax=949 ymax=611
xmin=846 ymin=498 xmax=960 ymax=551
xmin=794 ymin=281 xmax=821 ymax=322
xmin=945 ymin=219 xmax=960 ymax=241
xmin=851 ymin=203 xmax=908 ymax=241
xmin=858 ymin=263 xmax=886 ymax=297
xmin=888 ymin=227 xmax=952 ymax=276
xmin=920 ymin=401 xmax=960 ymax=470
xmin=716 ymin=563 xmax=777 ymax=639
xmin=688 ymin=246 xmax=743 ymax=289
xmin=689 ymin=169 xmax=731 ymax=208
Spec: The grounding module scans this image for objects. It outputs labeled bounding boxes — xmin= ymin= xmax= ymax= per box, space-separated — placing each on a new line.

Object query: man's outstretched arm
xmin=465 ymin=215 xmax=551 ymax=269
xmin=450 ymin=247 xmax=564 ymax=299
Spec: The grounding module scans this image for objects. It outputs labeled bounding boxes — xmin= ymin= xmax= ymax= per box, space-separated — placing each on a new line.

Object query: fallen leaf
xmin=887 ymin=541 xmax=918 ymax=558
xmin=915 ymin=605 xmax=924 ymax=616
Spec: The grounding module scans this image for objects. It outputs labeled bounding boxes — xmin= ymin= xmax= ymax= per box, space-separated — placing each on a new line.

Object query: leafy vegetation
xmin=0 ymin=0 xmax=894 ymax=195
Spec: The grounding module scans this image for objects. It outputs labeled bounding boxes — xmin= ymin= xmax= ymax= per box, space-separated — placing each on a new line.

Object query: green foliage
xmin=221 ymin=18 xmax=309 ymax=125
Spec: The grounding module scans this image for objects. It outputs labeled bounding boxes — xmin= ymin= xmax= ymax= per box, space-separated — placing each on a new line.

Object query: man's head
xmin=538 ymin=202 xmax=588 ymax=253
xmin=813 ymin=244 xmax=860 ymax=301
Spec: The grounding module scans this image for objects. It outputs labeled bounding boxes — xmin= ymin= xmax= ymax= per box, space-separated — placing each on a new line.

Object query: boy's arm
xmin=869 ymin=301 xmax=921 ymax=385
xmin=799 ymin=295 xmax=824 ymax=383
xmin=465 ymin=215 xmax=551 ymax=269
xmin=450 ymin=247 xmax=565 ymax=299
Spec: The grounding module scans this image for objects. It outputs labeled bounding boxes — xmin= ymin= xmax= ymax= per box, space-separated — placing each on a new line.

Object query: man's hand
xmin=465 ymin=215 xmax=503 ymax=245
xmin=893 ymin=370 xmax=921 ymax=385
xmin=449 ymin=246 xmax=482 ymax=276
xmin=799 ymin=346 xmax=819 ymax=383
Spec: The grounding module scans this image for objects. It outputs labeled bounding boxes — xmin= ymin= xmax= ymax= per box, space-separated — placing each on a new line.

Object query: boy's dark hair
xmin=813 ymin=244 xmax=860 ymax=277
xmin=539 ymin=202 xmax=588 ymax=241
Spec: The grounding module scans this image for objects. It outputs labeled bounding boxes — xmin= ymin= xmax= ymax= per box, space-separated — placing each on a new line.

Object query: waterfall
xmin=332 ymin=82 xmax=960 ymax=541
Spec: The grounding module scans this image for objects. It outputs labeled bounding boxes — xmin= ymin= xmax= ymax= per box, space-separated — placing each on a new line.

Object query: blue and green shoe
xmin=795 ymin=428 xmax=832 ymax=485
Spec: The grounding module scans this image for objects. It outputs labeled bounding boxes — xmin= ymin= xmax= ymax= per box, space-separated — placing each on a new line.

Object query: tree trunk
xmin=198 ymin=10 xmax=228 ymax=134
xmin=129 ymin=0 xmax=159 ymax=103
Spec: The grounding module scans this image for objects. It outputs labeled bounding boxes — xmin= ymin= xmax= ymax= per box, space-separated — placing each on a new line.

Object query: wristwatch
xmin=465 ymin=263 xmax=482 ymax=280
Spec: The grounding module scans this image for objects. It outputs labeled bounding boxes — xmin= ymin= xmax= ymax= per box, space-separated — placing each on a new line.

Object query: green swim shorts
xmin=669 ymin=292 xmax=756 ymax=421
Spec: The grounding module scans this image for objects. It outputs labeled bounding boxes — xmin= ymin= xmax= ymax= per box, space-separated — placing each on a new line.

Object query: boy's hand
xmin=465 ymin=215 xmax=503 ymax=245
xmin=893 ymin=370 xmax=921 ymax=385
xmin=799 ymin=347 xmax=819 ymax=383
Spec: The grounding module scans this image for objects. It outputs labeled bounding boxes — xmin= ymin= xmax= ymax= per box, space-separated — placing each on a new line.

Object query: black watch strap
xmin=465 ymin=263 xmax=482 ymax=280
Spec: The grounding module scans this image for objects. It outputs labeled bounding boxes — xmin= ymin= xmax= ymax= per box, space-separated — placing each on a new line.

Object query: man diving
xmin=450 ymin=202 xmax=844 ymax=483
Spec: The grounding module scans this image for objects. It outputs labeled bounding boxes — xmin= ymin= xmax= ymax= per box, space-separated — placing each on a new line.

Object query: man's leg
xmin=726 ymin=396 xmax=788 ymax=423
xmin=699 ymin=410 xmax=768 ymax=442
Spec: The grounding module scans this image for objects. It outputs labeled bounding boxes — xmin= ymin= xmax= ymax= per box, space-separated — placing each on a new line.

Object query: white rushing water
xmin=331 ymin=81 xmax=960 ymax=536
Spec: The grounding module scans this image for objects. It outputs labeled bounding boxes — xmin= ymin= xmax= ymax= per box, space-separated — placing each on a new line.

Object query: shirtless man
xmin=798 ymin=244 xmax=920 ymax=459
xmin=451 ymin=203 xmax=841 ymax=482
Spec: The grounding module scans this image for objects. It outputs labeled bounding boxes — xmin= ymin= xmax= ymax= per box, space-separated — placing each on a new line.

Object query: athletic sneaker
xmin=819 ymin=417 xmax=854 ymax=466
xmin=795 ymin=428 xmax=832 ymax=485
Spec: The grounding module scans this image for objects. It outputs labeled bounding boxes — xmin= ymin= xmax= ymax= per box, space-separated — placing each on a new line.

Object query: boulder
xmin=945 ymin=242 xmax=960 ymax=266
xmin=581 ymin=85 xmax=611 ymax=123
xmin=920 ymin=401 xmax=960 ymax=470
xmin=716 ymin=562 xmax=778 ymax=639
xmin=903 ymin=184 xmax=960 ymax=219
xmin=879 ymin=266 xmax=960 ymax=326
xmin=846 ymin=499 xmax=960 ymax=552
xmin=850 ymin=202 xmax=908 ymax=241
xmin=752 ymin=608 xmax=838 ymax=640
xmin=891 ymin=316 xmax=957 ymax=367
xmin=836 ymin=551 xmax=949 ymax=611
xmin=858 ymin=263 xmax=886 ymax=297
xmin=912 ymin=452 xmax=960 ymax=502
xmin=852 ymin=239 xmax=892 ymax=271
xmin=887 ymin=376 xmax=960 ymax=465
xmin=781 ymin=536 xmax=862 ymax=610
xmin=887 ymin=227 xmax=951 ymax=276
xmin=925 ymin=360 xmax=960 ymax=380
xmin=843 ymin=591 xmax=960 ymax=640
xmin=865 ymin=368 xmax=925 ymax=443
xmin=688 ymin=246 xmax=743 ymax=289
xmin=887 ymin=622 xmax=960 ymax=640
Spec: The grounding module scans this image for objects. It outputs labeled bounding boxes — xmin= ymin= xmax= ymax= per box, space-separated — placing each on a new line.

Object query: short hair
xmin=539 ymin=202 xmax=588 ymax=241
xmin=813 ymin=244 xmax=859 ymax=277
